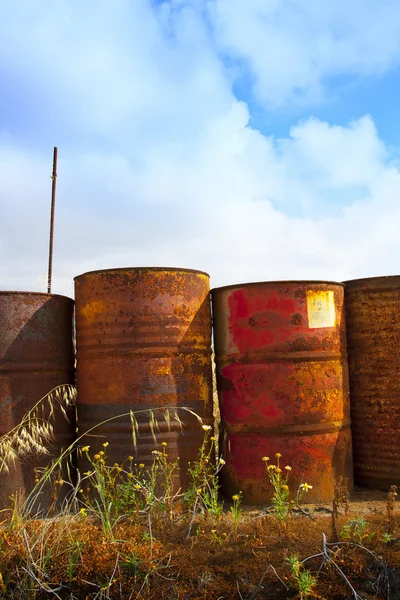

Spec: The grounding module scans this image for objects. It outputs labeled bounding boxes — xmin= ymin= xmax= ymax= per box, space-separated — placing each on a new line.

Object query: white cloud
xmin=0 ymin=0 xmax=232 ymax=143
xmin=2 ymin=107 xmax=400 ymax=296
xmin=209 ymin=0 xmax=400 ymax=106
xmin=1 ymin=1 xmax=400 ymax=297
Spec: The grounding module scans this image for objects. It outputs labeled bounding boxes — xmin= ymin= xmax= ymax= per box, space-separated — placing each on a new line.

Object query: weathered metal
xmin=47 ymin=146 xmax=58 ymax=294
xmin=212 ymin=280 xmax=353 ymax=504
xmin=0 ymin=292 xmax=75 ymax=509
xmin=74 ymin=268 xmax=213 ymax=486
xmin=345 ymin=276 xmax=400 ymax=490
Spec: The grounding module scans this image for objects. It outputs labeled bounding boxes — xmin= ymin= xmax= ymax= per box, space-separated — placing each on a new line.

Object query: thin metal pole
xmin=47 ymin=147 xmax=58 ymax=294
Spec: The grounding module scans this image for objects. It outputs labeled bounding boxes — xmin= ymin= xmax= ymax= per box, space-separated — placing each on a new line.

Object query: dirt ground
xmin=302 ymin=486 xmax=389 ymax=515
xmin=2 ymin=485 xmax=399 ymax=600
xmin=242 ymin=486 xmax=390 ymax=517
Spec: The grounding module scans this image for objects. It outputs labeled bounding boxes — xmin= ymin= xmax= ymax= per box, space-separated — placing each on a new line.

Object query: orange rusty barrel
xmin=0 ymin=292 xmax=75 ymax=510
xmin=345 ymin=276 xmax=400 ymax=490
xmin=212 ymin=280 xmax=353 ymax=504
xmin=74 ymin=268 xmax=213 ymax=486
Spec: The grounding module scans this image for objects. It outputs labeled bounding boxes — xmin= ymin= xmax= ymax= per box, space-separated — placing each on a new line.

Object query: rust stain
xmin=212 ymin=280 xmax=353 ymax=504
xmin=74 ymin=268 xmax=213 ymax=485
xmin=345 ymin=276 xmax=400 ymax=490
xmin=0 ymin=292 xmax=75 ymax=510
xmin=79 ymin=300 xmax=108 ymax=323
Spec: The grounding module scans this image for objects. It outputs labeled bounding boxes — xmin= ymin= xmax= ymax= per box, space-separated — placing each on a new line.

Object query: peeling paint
xmin=0 ymin=292 xmax=75 ymax=509
xmin=345 ymin=276 xmax=400 ymax=490
xmin=74 ymin=268 xmax=213 ymax=486
xmin=212 ymin=281 xmax=353 ymax=504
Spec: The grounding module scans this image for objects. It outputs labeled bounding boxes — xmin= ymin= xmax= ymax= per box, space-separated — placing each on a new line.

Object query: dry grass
xmin=0 ymin=384 xmax=77 ymax=475
xmin=1 ymin=391 xmax=400 ymax=599
xmin=1 ymin=505 xmax=400 ymax=599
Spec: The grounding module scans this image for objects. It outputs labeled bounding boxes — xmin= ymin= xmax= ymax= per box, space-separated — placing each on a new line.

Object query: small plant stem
xmin=295 ymin=504 xmax=316 ymax=522
xmin=187 ymin=496 xmax=199 ymax=539
xmin=148 ymin=509 xmax=153 ymax=559
xmin=302 ymin=533 xmax=364 ymax=600
xmin=21 ymin=567 xmax=63 ymax=599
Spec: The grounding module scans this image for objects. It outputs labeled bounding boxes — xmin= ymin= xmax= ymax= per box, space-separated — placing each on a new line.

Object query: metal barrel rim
xmin=344 ymin=275 xmax=400 ymax=289
xmin=211 ymin=279 xmax=345 ymax=294
xmin=75 ymin=266 xmax=210 ymax=281
xmin=0 ymin=291 xmax=74 ymax=301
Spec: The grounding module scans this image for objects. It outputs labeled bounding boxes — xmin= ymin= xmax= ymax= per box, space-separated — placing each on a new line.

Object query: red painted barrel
xmin=212 ymin=281 xmax=353 ymax=504
xmin=0 ymin=292 xmax=75 ymax=510
xmin=345 ymin=276 xmax=400 ymax=490
xmin=74 ymin=268 xmax=213 ymax=487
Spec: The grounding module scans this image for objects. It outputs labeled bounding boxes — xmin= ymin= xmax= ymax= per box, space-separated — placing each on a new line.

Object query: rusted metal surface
xmin=74 ymin=268 xmax=213 ymax=486
xmin=345 ymin=276 xmax=400 ymax=490
xmin=47 ymin=146 xmax=58 ymax=294
xmin=0 ymin=292 xmax=75 ymax=509
xmin=212 ymin=281 xmax=353 ymax=504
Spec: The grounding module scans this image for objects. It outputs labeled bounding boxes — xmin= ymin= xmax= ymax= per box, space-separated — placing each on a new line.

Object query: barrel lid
xmin=74 ymin=267 xmax=210 ymax=280
xmin=344 ymin=275 xmax=400 ymax=289
xmin=211 ymin=279 xmax=344 ymax=294
xmin=0 ymin=291 xmax=74 ymax=301
xmin=343 ymin=275 xmax=400 ymax=285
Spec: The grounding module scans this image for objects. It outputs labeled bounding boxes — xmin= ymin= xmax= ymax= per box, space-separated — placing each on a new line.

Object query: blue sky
xmin=1 ymin=0 xmax=400 ymax=296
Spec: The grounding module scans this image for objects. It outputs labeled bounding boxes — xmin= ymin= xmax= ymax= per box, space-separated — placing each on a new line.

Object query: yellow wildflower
xmin=232 ymin=494 xmax=240 ymax=501
xmin=128 ymin=456 xmax=134 ymax=461
xmin=262 ymin=456 xmax=269 ymax=462
xmin=127 ymin=473 xmax=133 ymax=479
xmin=219 ymin=458 xmax=226 ymax=465
xmin=82 ymin=446 xmax=90 ymax=452
xmin=102 ymin=442 xmax=109 ymax=448
xmin=161 ymin=442 xmax=167 ymax=447
xmin=134 ymin=484 xmax=141 ymax=490
xmin=300 ymin=483 xmax=313 ymax=491
xmin=275 ymin=453 xmax=282 ymax=458
xmin=275 ymin=467 xmax=282 ymax=474
xmin=285 ymin=466 xmax=292 ymax=471
xmin=210 ymin=436 xmax=216 ymax=442
xmin=139 ymin=463 xmax=145 ymax=468
xmin=99 ymin=451 xmax=105 ymax=456
xmin=282 ymin=484 xmax=289 ymax=491
xmin=267 ymin=464 xmax=276 ymax=471
xmin=202 ymin=425 xmax=212 ymax=431
xmin=79 ymin=508 xmax=87 ymax=517
xmin=94 ymin=454 xmax=101 ymax=461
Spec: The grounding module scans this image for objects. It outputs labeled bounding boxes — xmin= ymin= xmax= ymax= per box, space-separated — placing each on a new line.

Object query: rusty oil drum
xmin=0 ymin=292 xmax=75 ymax=510
xmin=212 ymin=281 xmax=353 ymax=504
xmin=345 ymin=276 xmax=400 ymax=490
xmin=74 ymin=268 xmax=213 ymax=485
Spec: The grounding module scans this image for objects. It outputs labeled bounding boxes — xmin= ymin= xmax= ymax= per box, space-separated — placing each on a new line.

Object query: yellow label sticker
xmin=306 ymin=291 xmax=336 ymax=329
